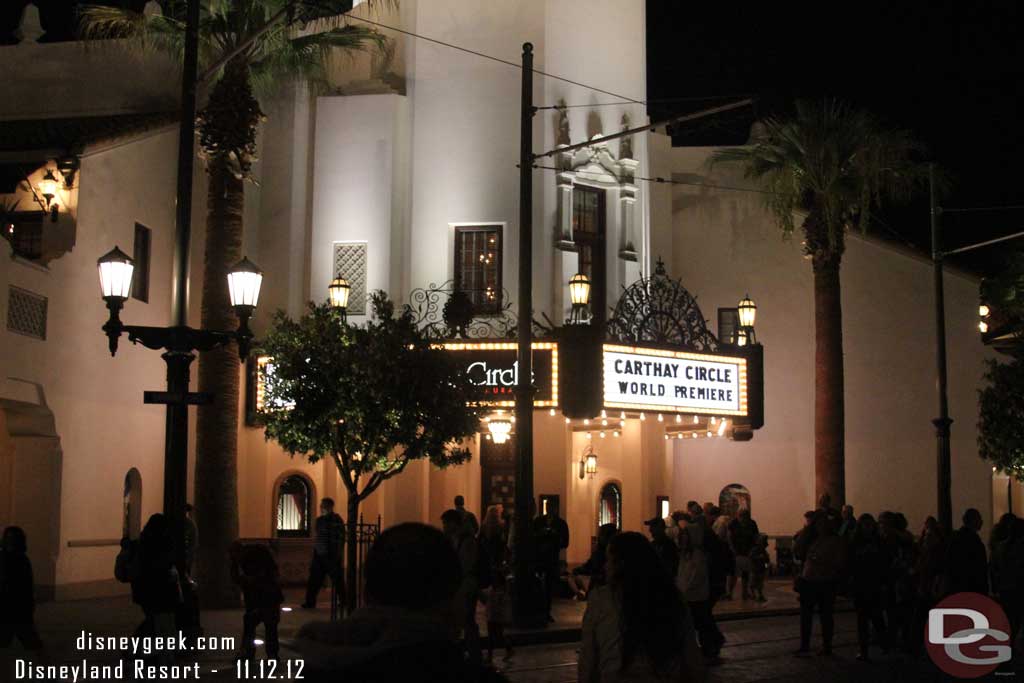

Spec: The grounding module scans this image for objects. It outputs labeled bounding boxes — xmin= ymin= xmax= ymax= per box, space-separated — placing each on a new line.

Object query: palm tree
xmin=712 ymin=99 xmax=927 ymax=507
xmin=81 ymin=0 xmax=385 ymax=606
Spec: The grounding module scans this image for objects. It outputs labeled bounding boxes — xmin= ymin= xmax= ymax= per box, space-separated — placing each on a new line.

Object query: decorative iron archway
xmin=606 ymin=258 xmax=720 ymax=352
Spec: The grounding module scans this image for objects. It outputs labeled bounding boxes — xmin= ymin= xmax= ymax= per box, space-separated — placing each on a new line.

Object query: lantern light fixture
xmin=639 ymin=412 xmax=646 ymax=421
xmin=568 ymin=272 xmax=592 ymax=324
xmin=488 ymin=418 xmax=513 ymax=444
xmin=584 ymin=450 xmax=598 ymax=478
xmin=227 ymin=257 xmax=264 ymax=310
xmin=979 ymin=304 xmax=990 ymax=318
xmin=979 ymin=320 xmax=989 ymax=334
xmin=97 ymin=246 xmax=135 ymax=303
xmin=736 ymin=328 xmax=748 ymax=347
xmin=328 ymin=276 xmax=351 ymax=316
xmin=737 ymin=294 xmax=757 ymax=328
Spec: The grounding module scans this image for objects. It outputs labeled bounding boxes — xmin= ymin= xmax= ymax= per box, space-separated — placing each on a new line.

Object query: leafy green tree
xmin=712 ymin=99 xmax=928 ymax=506
xmin=978 ymin=356 xmax=1024 ymax=477
xmin=80 ymin=1 xmax=385 ymax=605
xmin=260 ymin=292 xmax=482 ymax=610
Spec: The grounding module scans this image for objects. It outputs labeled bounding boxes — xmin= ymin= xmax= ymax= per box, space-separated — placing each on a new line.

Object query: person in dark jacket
xmin=0 ymin=526 xmax=43 ymax=650
xmin=303 ymin=498 xmax=345 ymax=609
xmin=945 ymin=508 xmax=988 ymax=596
xmin=727 ymin=509 xmax=760 ymax=600
xmin=532 ymin=506 xmax=569 ymax=622
xmin=850 ymin=514 xmax=888 ymax=661
xmin=991 ymin=516 xmax=1024 ymax=661
xmin=795 ymin=513 xmax=846 ymax=656
xmin=644 ymin=516 xmax=679 ymax=579
xmin=134 ymin=515 xmax=180 ymax=665
xmin=231 ymin=542 xmax=285 ymax=661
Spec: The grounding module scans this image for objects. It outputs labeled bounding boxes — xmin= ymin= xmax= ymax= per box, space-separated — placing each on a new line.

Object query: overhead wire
xmin=534 ymin=94 xmax=757 ymax=111
xmin=344 ymin=14 xmax=645 ymax=104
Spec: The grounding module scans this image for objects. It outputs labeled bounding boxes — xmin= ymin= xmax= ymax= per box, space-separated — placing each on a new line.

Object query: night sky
xmin=646 ymin=0 xmax=1024 ymax=276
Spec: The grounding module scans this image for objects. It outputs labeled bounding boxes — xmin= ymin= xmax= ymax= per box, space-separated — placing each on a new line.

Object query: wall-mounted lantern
xmin=568 ymin=272 xmax=591 ymax=324
xmin=328 ymin=276 xmax=351 ymax=321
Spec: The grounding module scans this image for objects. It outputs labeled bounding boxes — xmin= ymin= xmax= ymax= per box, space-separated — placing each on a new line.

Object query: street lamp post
xmin=98 ymin=249 xmax=263 ymax=579
xmin=513 ymin=42 xmax=537 ymax=626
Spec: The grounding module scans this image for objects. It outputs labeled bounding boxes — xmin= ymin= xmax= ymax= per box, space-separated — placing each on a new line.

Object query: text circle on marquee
xmin=603 ymin=346 xmax=745 ymax=414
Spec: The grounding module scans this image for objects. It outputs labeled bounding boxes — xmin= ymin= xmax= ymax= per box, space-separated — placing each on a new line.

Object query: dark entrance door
xmin=480 ymin=435 xmax=516 ymax=517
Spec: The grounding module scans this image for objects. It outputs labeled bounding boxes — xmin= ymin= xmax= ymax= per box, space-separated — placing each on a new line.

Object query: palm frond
xmin=79 ymin=5 xmax=187 ymax=59
xmin=249 ymin=24 xmax=384 ymax=97
xmin=710 ymin=99 xmax=930 ymax=256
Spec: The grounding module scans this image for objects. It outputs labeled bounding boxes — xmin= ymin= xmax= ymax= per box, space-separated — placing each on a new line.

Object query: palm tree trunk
xmin=194 ymin=159 xmax=244 ymax=608
xmin=346 ymin=497 xmax=359 ymax=612
xmin=813 ymin=258 xmax=846 ymax=507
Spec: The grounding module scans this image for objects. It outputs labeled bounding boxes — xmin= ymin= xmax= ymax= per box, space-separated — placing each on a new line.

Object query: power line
xmin=534 ymin=94 xmax=757 ymax=111
xmin=941 ymin=204 xmax=1024 ymax=214
xmin=344 ymin=14 xmax=644 ymax=104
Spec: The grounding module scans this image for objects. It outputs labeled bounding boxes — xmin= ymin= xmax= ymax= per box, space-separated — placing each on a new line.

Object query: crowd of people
xmin=792 ymin=495 xmax=1024 ymax=665
xmin=8 ymin=490 xmax=1024 ymax=682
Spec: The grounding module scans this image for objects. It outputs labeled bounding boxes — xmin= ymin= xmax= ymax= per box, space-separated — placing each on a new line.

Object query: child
xmin=230 ymin=542 xmax=284 ymax=661
xmin=485 ymin=571 xmax=513 ymax=662
xmin=749 ymin=534 xmax=769 ymax=602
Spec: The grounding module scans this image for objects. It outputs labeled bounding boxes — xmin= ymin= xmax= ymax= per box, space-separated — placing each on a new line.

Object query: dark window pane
xmin=132 ymin=223 xmax=151 ymax=303
xmin=454 ymin=226 xmax=502 ymax=314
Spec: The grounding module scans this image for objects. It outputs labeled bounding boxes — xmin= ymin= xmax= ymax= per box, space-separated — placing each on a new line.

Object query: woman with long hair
xmin=579 ymin=531 xmax=703 ymax=682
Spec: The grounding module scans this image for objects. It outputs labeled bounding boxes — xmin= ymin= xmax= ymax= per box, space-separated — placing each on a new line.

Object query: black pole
xmin=931 ymin=164 xmax=953 ymax=532
xmin=514 ymin=42 xmax=536 ymax=625
xmin=167 ymin=0 xmax=200 ymax=613
xmin=170 ymin=0 xmax=200 ymax=328
xmin=163 ymin=350 xmax=195 ymax=576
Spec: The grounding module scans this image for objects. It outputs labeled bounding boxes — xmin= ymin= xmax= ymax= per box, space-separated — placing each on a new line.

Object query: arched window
xmin=123 ymin=468 xmax=142 ymax=540
xmin=598 ymin=482 xmax=622 ymax=530
xmin=276 ymin=475 xmax=312 ymax=538
xmin=718 ymin=483 xmax=751 ymax=520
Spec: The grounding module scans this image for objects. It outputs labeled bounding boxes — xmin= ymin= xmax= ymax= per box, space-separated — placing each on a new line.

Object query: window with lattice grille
xmin=332 ymin=242 xmax=368 ymax=315
xmin=7 ymin=286 xmax=47 ymax=340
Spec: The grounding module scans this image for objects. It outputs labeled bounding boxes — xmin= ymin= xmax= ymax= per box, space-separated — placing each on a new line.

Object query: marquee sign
xmin=602 ymin=344 xmax=747 ymax=416
xmin=441 ymin=341 xmax=558 ymax=408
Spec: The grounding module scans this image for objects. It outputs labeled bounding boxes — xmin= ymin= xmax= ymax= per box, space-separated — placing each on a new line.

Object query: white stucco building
xmin=0 ymin=0 xmax=1000 ymax=599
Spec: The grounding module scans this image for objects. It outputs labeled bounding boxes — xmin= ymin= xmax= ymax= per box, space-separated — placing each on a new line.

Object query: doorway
xmin=480 ymin=435 xmax=516 ymax=519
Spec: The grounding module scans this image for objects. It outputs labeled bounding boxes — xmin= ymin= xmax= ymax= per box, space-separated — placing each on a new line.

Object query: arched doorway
xmin=274 ymin=474 xmax=313 ymax=538
xmin=598 ymin=482 xmax=622 ymax=530
xmin=123 ymin=468 xmax=142 ymax=540
xmin=719 ymin=483 xmax=751 ymax=520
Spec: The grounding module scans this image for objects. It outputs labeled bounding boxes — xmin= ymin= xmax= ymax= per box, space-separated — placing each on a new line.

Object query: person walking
xmin=944 ymin=508 xmax=988 ymax=596
xmin=794 ymin=513 xmax=846 ymax=656
xmin=230 ymin=542 xmax=284 ymax=661
xmin=579 ymin=532 xmax=703 ymax=682
xmin=677 ymin=519 xmax=723 ymax=663
xmin=727 ymin=509 xmax=760 ymax=600
xmin=479 ymin=504 xmax=507 ymax=578
xmin=303 ymin=498 xmax=345 ymax=609
xmin=645 ymin=516 xmax=679 ymax=579
xmin=442 ymin=509 xmax=482 ymax=671
xmin=0 ymin=526 xmax=44 ymax=651
xmin=849 ymin=514 xmax=889 ymax=661
xmin=532 ymin=503 xmax=569 ymax=622
xmin=454 ymin=495 xmax=479 ymax=536
xmin=749 ymin=534 xmax=769 ymax=603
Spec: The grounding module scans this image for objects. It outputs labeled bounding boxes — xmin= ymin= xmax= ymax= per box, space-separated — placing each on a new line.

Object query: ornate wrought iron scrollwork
xmin=606 ymin=259 xmax=721 ymax=352
xmin=406 ymin=280 xmax=524 ymax=340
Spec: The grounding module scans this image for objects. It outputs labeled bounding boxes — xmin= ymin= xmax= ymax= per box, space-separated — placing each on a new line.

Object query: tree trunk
xmin=194 ymin=161 xmax=245 ymax=608
xmin=346 ymin=497 xmax=359 ymax=613
xmin=813 ymin=258 xmax=846 ymax=507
